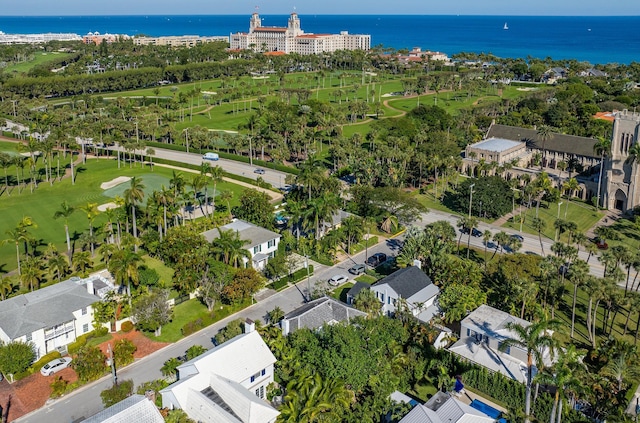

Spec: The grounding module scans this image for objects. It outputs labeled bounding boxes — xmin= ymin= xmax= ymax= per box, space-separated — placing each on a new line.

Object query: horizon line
xmin=1 ymin=13 xmax=639 ymax=17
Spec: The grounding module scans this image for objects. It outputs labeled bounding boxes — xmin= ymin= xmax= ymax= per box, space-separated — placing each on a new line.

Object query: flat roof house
xmin=202 ymin=219 xmax=281 ymax=270
xmin=160 ymin=325 xmax=279 ymax=423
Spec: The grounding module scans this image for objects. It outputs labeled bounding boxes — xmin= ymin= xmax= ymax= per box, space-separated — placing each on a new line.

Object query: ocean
xmin=0 ymin=15 xmax=638 ymax=65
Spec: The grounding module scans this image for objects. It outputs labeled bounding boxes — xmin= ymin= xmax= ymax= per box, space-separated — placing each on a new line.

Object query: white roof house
xmin=81 ymin=394 xmax=164 ymax=423
xmin=399 ymin=392 xmax=495 ymax=423
xmin=161 ymin=328 xmax=279 ymax=423
xmin=448 ymin=305 xmax=554 ymax=383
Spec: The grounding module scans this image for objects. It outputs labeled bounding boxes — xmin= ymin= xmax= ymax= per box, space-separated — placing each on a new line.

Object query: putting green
xmin=103 ymin=174 xmax=171 ymax=198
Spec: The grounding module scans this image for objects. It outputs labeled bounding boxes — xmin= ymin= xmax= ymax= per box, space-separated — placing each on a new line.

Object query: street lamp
xmin=557 ymin=202 xmax=563 ymax=219
xmin=468 ymin=184 xmax=475 ymax=218
xmin=248 ymin=136 xmax=253 ymax=167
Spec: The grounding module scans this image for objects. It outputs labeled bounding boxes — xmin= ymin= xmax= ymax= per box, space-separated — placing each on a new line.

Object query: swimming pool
xmin=470 ymin=399 xmax=506 ymax=422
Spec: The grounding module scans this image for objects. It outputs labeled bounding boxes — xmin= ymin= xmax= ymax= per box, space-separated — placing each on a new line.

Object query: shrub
xmin=71 ymin=346 xmax=107 ymax=383
xmin=0 ymin=341 xmax=37 ymax=380
xmin=120 ymin=321 xmax=134 ymax=333
xmin=50 ymin=376 xmax=69 ymax=398
xmin=94 ymin=326 xmax=109 ymax=337
xmin=113 ymin=339 xmax=137 ymax=367
xmin=100 ymin=379 xmax=133 ymax=408
xmin=271 ymin=278 xmax=288 ymax=291
xmin=182 ymin=318 xmax=205 ymax=336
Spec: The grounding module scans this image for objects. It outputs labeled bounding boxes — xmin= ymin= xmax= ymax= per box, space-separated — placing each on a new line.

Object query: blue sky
xmin=4 ymin=0 xmax=640 ymax=16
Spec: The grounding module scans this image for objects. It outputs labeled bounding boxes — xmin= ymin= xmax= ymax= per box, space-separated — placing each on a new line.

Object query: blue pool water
xmin=470 ymin=399 xmax=506 ymax=422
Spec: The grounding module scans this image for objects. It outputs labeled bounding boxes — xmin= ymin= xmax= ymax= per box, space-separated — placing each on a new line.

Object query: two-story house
xmin=202 ymin=219 xmax=281 ymax=270
xmin=160 ymin=321 xmax=279 ymax=423
xmin=370 ymin=266 xmax=441 ymax=323
xmin=448 ymin=305 xmax=554 ymax=383
xmin=0 ymin=272 xmax=116 ymax=359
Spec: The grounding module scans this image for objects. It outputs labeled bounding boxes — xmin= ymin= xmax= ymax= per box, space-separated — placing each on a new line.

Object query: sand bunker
xmin=100 ymin=176 xmax=131 ymax=190
xmin=97 ymin=202 xmax=119 ymax=212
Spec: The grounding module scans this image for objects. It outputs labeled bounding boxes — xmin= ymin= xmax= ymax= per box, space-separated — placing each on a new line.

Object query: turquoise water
xmin=0 ymin=15 xmax=638 ymax=64
xmin=470 ymin=399 xmax=505 ymax=422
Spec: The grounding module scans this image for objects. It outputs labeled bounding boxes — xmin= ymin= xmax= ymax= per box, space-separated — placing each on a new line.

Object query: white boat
xmin=503 ymin=22 xmax=509 ymax=30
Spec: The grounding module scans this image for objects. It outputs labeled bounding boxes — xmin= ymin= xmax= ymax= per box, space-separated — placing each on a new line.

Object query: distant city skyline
xmin=4 ymin=0 xmax=640 ymax=16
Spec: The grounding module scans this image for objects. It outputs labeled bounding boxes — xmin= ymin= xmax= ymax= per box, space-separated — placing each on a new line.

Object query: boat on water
xmin=503 ymin=22 xmax=509 ymax=30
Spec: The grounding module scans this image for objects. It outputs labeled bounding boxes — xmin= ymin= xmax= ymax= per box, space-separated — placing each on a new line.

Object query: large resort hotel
xmin=230 ymin=12 xmax=370 ymax=55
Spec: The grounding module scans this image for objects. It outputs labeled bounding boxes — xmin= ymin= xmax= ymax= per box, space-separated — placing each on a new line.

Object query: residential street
xmin=15 ymin=241 xmax=399 ymax=423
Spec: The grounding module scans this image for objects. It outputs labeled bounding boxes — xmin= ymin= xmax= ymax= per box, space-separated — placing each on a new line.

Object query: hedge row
xmin=67 ymin=326 xmax=109 ymax=355
xmin=146 ymin=141 xmax=299 ymax=175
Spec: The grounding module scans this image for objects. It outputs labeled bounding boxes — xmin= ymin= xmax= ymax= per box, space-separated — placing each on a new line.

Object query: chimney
xmin=86 ymin=279 xmax=94 ymax=295
xmin=145 ymin=390 xmax=156 ymax=404
xmin=413 ymin=259 xmax=422 ymax=269
xmin=244 ymin=318 xmax=255 ymax=333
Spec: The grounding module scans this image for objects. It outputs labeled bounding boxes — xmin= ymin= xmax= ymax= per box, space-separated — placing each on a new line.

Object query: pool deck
xmin=453 ymin=389 xmax=508 ymax=414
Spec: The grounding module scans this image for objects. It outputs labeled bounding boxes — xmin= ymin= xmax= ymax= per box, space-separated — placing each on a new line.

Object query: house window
xmin=388 ymin=296 xmax=391 ymax=305
xmin=82 ymin=307 xmax=87 ymax=315
xmin=250 ymin=370 xmax=263 ymax=382
xmin=253 ymin=245 xmax=262 ymax=254
xmin=83 ymin=323 xmax=89 ymax=333
xmin=261 ymin=369 xmax=266 ymax=376
xmin=255 ymin=386 xmax=264 ymax=398
xmin=267 ymin=239 xmax=275 ymax=248
xmin=380 ymin=294 xmax=385 ymax=303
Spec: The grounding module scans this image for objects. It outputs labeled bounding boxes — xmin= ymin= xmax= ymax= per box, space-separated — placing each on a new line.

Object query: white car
xmin=328 ymin=274 xmax=349 ymax=286
xmin=40 ymin=357 xmax=72 ymax=376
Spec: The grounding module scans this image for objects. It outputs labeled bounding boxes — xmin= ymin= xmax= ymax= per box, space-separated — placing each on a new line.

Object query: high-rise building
xmin=230 ymin=12 xmax=370 ymax=55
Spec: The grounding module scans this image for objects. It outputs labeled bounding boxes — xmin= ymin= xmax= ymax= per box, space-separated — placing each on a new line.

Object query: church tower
xmin=603 ymin=110 xmax=640 ymax=212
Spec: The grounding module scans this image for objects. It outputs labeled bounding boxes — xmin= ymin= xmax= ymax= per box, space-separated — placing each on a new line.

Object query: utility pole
xmin=107 ymin=343 xmax=118 ymax=386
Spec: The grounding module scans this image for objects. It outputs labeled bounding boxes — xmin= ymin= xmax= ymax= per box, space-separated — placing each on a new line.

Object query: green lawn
xmin=143 ymin=255 xmax=175 ymax=288
xmin=3 ymin=52 xmax=74 ymax=74
xmin=501 ymin=199 xmax=604 ymax=242
xmin=0 ymin=157 xmax=246 ymax=273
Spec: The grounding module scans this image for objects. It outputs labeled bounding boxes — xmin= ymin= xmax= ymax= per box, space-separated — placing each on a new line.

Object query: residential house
xmin=160 ymin=322 xmax=279 ymax=423
xmin=399 ymin=391 xmax=495 ymax=423
xmin=0 ymin=271 xmax=116 ymax=359
xmin=81 ymin=394 xmax=164 ymax=423
xmin=448 ymin=305 xmax=554 ymax=384
xmin=346 ymin=281 xmax=369 ymax=305
xmin=280 ymin=296 xmax=367 ymax=336
xmin=370 ymin=266 xmax=440 ymax=323
xmin=322 ymin=209 xmax=356 ymax=234
xmin=202 ymin=219 xmax=281 ymax=270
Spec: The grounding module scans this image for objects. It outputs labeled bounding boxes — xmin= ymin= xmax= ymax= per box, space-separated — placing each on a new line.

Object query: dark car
xmin=366 ymin=253 xmax=387 ymax=267
xmin=511 ymin=234 xmax=524 ymax=242
xmin=349 ymin=263 xmax=366 ymax=275
xmin=471 ymin=228 xmax=482 ymax=237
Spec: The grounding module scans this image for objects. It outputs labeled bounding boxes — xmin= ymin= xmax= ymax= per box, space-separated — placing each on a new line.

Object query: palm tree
xmin=562 ymin=177 xmax=580 ymax=218
xmin=530 ymin=217 xmax=547 ymax=256
xmin=482 ymin=230 xmax=492 ymax=266
xmin=208 ymin=165 xmax=224 ymax=218
xmin=48 ymin=252 xmax=69 ymax=282
xmin=211 ymin=228 xmax=250 ymax=267
xmin=0 ymin=275 xmax=15 ymax=300
xmin=219 ymin=190 xmax=234 ymax=220
xmin=3 ymin=227 xmax=27 ymax=275
xmin=53 ymin=200 xmax=76 ymax=258
xmin=500 ymin=317 xmax=561 ymax=423
xmin=466 ymin=216 xmax=478 ymax=259
xmin=341 ymin=216 xmax=363 ymax=254
xmin=124 ymin=177 xmax=145 ymax=252
xmin=568 ymin=259 xmax=589 ymax=338
xmin=20 ymin=256 xmax=44 ymax=291
xmin=72 ymin=250 xmax=93 ymax=277
xmin=79 ymin=202 xmax=99 ymax=256
xmin=353 ymin=289 xmax=381 ymax=316
xmin=108 ymin=247 xmax=142 ymax=301
xmin=537 ymin=126 xmax=554 ymax=169
xmin=593 ymin=136 xmax=611 ymax=209
xmin=601 ymin=351 xmax=640 ymax=392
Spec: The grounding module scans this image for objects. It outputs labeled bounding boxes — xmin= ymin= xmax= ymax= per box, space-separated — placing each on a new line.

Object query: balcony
xmin=44 ymin=323 xmax=75 ymax=341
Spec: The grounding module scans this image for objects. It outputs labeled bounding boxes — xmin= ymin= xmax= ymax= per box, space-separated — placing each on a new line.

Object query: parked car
xmin=328 ymin=274 xmax=349 ymax=286
xmin=348 ymin=263 xmax=366 ymax=275
xmin=366 ymin=253 xmax=387 ymax=267
xmin=202 ymin=152 xmax=219 ymax=161
xmin=40 ymin=357 xmax=72 ymax=376
xmin=254 ymin=168 xmax=265 ymax=175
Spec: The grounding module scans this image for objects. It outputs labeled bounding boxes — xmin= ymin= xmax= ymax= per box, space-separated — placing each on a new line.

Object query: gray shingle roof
xmin=282 ymin=297 xmax=366 ymax=334
xmin=0 ymin=278 xmax=99 ymax=339
xmin=372 ymin=266 xmax=434 ymax=299
xmin=202 ymin=219 xmax=280 ymax=249
xmin=346 ymin=282 xmax=369 ymax=299
xmin=486 ymin=123 xmax=599 ymax=158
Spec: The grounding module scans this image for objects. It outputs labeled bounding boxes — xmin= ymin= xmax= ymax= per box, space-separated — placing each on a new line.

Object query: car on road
xmin=202 ymin=152 xmax=219 ymax=161
xmin=348 ymin=263 xmax=366 ymax=275
xmin=40 ymin=357 xmax=72 ymax=376
xmin=459 ymin=227 xmax=482 ymax=237
xmin=254 ymin=168 xmax=266 ymax=175
xmin=366 ymin=253 xmax=387 ymax=267
xmin=328 ymin=274 xmax=349 ymax=286
xmin=510 ymin=234 xmax=524 ymax=242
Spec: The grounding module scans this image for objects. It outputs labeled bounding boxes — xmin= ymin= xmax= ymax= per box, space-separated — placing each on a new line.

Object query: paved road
xmin=105 ymin=145 xmax=290 ymax=190
xmin=417 ymin=210 xmax=612 ymax=279
xmin=16 ymin=241 xmax=399 ymax=423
